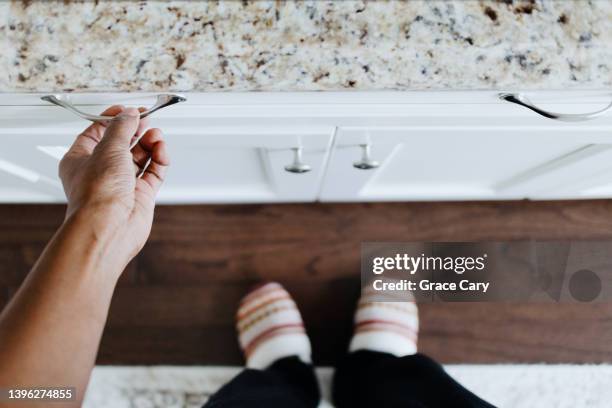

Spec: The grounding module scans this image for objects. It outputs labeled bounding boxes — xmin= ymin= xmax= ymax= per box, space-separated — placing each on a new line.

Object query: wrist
xmin=63 ymin=206 xmax=133 ymax=275
xmin=69 ymin=204 xmax=123 ymax=240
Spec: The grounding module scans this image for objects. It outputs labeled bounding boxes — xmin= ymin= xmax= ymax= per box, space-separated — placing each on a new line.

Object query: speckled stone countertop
xmin=2 ymin=0 xmax=611 ymax=92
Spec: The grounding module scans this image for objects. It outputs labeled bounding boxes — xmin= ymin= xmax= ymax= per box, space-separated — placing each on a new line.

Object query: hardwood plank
xmin=107 ymin=285 xmax=246 ymax=327
xmin=146 ymin=201 xmax=612 ymax=244
xmin=419 ymin=303 xmax=612 ymax=364
xmin=97 ymin=326 xmax=242 ymax=365
xmin=0 ymin=244 xmax=26 ymax=286
xmin=0 ymin=287 xmax=8 ymax=311
xmin=97 ymin=325 xmax=356 ymax=366
xmin=98 ymin=301 xmax=612 ymax=365
xmin=0 ymin=245 xmax=138 ymax=288
xmin=138 ymin=240 xmax=359 ymax=283
xmin=0 ymin=205 xmax=64 ymax=243
xmin=106 ymin=280 xmax=358 ymax=328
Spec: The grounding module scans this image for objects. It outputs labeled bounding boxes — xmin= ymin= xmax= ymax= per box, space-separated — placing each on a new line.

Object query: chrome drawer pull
xmin=499 ymin=93 xmax=612 ymax=122
xmin=40 ymin=93 xmax=186 ymax=124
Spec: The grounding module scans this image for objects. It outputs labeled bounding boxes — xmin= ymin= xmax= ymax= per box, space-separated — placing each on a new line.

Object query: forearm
xmin=0 ymin=209 xmax=127 ymax=405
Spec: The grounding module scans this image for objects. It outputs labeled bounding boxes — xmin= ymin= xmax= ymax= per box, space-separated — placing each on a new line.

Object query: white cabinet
xmin=320 ymin=125 xmax=612 ymax=202
xmin=1 ymin=91 xmax=612 ymax=203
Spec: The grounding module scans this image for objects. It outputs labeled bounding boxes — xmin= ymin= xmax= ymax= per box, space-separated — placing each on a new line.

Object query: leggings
xmin=203 ymin=350 xmax=495 ymax=408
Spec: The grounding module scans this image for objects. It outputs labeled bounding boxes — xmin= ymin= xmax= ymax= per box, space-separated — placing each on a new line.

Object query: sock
xmin=349 ymin=283 xmax=419 ymax=357
xmin=236 ymin=282 xmax=312 ymax=369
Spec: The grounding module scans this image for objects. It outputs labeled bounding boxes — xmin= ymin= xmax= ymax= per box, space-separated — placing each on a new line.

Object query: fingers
xmin=68 ymin=105 xmax=125 ymax=155
xmin=129 ymin=106 xmax=151 ymax=149
xmin=96 ymin=107 xmax=141 ymax=152
xmin=131 ymin=126 xmax=167 ymax=167
xmin=135 ymin=128 xmax=169 ymax=195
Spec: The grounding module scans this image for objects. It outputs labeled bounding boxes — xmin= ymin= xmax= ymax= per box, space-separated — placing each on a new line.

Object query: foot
xmin=348 ymin=282 xmax=419 ymax=357
xmin=236 ymin=282 xmax=312 ymax=369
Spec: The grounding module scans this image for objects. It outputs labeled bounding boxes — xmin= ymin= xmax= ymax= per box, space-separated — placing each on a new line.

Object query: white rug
xmin=84 ymin=365 xmax=612 ymax=408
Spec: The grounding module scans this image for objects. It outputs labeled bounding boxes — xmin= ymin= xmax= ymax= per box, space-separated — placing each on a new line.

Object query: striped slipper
xmin=348 ymin=282 xmax=419 ymax=357
xmin=236 ymin=282 xmax=312 ymax=369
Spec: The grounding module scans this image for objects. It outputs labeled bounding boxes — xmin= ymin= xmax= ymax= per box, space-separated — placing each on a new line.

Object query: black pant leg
xmin=204 ymin=356 xmax=320 ymax=408
xmin=333 ymin=350 xmax=495 ymax=408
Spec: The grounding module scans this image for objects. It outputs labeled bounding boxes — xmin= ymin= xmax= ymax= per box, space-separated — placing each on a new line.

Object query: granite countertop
xmin=2 ymin=0 xmax=611 ymax=93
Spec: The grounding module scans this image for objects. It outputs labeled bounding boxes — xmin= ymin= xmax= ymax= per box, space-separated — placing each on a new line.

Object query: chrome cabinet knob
xmin=284 ymin=147 xmax=311 ymax=174
xmin=353 ymin=144 xmax=379 ymax=170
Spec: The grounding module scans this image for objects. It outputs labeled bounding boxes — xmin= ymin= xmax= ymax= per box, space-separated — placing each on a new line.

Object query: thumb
xmin=97 ymin=107 xmax=140 ymax=151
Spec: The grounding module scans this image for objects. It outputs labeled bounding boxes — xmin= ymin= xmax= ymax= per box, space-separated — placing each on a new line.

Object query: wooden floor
xmin=2 ymin=201 xmax=612 ymax=366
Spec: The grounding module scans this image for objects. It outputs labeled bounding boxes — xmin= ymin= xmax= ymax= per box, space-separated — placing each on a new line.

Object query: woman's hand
xmin=59 ymin=105 xmax=169 ymax=267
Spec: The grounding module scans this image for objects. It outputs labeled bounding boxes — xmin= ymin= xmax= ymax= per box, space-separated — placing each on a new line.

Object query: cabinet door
xmin=0 ymin=102 xmax=334 ymax=204
xmin=319 ymin=126 xmax=612 ymax=202
xmin=155 ymin=127 xmax=333 ymax=203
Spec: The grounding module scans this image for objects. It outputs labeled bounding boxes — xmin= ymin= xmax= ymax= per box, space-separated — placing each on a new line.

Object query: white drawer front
xmin=0 ymin=102 xmax=334 ymax=203
xmin=320 ymin=126 xmax=612 ymax=202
